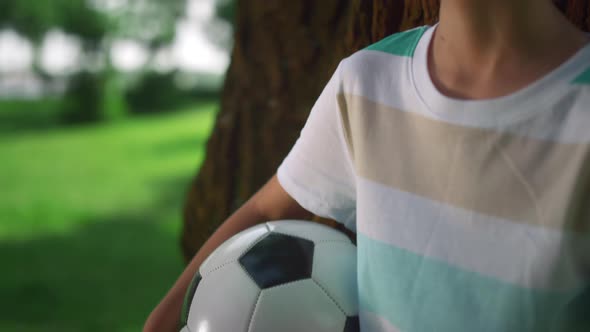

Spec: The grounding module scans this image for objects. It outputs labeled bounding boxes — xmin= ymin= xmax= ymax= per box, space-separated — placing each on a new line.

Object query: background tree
xmin=182 ymin=0 xmax=590 ymax=260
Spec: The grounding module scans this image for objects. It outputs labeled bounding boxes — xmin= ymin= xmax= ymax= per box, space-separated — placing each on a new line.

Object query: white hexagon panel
xmin=249 ymin=279 xmax=346 ymax=332
xmin=187 ymin=262 xmax=261 ymax=331
xmin=199 ymin=223 xmax=269 ymax=276
xmin=312 ymin=241 xmax=359 ymax=316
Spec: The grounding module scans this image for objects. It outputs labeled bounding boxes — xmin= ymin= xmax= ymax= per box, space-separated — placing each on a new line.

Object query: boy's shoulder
xmin=339 ymin=25 xmax=429 ymax=75
xmin=337 ymin=25 xmax=430 ymax=86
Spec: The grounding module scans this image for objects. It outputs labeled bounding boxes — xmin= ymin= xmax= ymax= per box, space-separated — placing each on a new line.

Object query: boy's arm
xmin=143 ymin=174 xmax=313 ymax=332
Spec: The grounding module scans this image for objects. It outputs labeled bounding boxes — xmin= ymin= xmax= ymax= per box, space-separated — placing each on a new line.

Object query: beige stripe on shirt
xmin=338 ymin=93 xmax=590 ymax=232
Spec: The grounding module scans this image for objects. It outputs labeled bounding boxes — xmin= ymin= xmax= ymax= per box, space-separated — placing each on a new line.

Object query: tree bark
xmin=181 ymin=0 xmax=590 ymax=261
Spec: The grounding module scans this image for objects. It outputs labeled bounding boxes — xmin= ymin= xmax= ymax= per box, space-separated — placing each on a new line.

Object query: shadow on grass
xmin=0 ymin=173 xmax=197 ymax=331
xmin=0 ymin=215 xmax=185 ymax=332
xmin=0 ymin=99 xmax=63 ymax=135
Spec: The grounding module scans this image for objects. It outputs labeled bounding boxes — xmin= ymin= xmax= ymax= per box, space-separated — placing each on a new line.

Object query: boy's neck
xmin=430 ymin=0 xmax=590 ymax=100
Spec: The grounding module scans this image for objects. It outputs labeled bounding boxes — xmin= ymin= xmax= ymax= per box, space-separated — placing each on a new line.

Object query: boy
xmin=146 ymin=0 xmax=590 ymax=330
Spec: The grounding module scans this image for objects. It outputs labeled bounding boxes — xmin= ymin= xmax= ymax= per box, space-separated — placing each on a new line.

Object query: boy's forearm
xmin=143 ymin=198 xmax=268 ymax=332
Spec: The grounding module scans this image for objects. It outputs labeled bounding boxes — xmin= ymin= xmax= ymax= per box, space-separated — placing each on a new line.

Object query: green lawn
xmin=0 ymin=103 xmax=217 ymax=331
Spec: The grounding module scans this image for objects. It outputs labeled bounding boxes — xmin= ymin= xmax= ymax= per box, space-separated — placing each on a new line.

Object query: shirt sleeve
xmin=277 ymin=60 xmax=357 ymax=232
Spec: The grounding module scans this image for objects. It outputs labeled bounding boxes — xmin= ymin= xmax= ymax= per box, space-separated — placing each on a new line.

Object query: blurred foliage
xmin=96 ymin=0 xmax=186 ymax=48
xmin=0 ymin=0 xmax=232 ymax=125
xmin=100 ymin=70 xmax=128 ymax=122
xmin=0 ymin=0 xmax=107 ymax=46
xmin=60 ymin=70 xmax=128 ymax=124
xmin=60 ymin=71 xmax=104 ymax=123
xmin=126 ymin=71 xmax=188 ymax=114
xmin=215 ymin=0 xmax=236 ymax=26
xmin=0 ymin=0 xmax=191 ymax=124
xmin=203 ymin=0 xmax=236 ymax=50
xmin=126 ymin=71 xmax=220 ymax=114
xmin=0 ymin=0 xmax=188 ymax=48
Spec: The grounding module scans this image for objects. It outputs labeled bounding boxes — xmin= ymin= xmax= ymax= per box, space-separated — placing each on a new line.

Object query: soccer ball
xmin=179 ymin=219 xmax=359 ymax=332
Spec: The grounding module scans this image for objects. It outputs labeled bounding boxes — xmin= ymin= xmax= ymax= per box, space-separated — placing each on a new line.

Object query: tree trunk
xmin=181 ymin=0 xmax=590 ymax=261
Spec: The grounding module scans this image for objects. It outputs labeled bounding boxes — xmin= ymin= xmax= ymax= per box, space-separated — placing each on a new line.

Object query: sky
xmin=0 ymin=0 xmax=231 ymax=76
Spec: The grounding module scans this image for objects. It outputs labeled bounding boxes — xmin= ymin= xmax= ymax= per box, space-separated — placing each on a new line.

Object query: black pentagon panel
xmin=180 ymin=272 xmax=202 ymax=326
xmin=343 ymin=316 xmax=360 ymax=332
xmin=238 ymin=233 xmax=314 ymax=289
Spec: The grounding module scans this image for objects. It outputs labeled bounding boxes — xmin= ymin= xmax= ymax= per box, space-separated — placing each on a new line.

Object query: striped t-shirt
xmin=277 ymin=24 xmax=590 ymax=332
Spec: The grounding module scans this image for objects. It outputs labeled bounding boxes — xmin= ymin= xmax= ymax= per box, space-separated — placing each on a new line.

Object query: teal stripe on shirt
xmin=364 ymin=26 xmax=428 ymax=57
xmin=357 ymin=233 xmax=589 ymax=332
xmin=572 ymin=66 xmax=590 ymax=85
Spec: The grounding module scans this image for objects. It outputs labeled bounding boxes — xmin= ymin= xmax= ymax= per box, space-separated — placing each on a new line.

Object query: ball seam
xmin=246 ymin=290 xmax=262 ymax=332
xmin=311 ymin=278 xmax=348 ymax=317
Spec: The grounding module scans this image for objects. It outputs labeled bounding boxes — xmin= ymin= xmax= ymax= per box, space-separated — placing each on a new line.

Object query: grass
xmin=0 ymin=98 xmax=64 ymax=133
xmin=0 ymin=103 xmax=218 ymax=331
